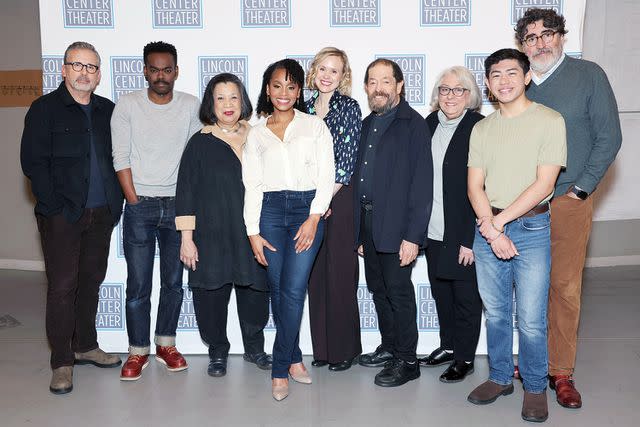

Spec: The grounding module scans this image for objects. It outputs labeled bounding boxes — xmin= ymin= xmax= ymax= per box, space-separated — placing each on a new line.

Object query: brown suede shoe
xmin=549 ymin=375 xmax=582 ymax=408
xmin=49 ymin=366 xmax=73 ymax=395
xmin=75 ymin=348 xmax=122 ymax=368
xmin=522 ymin=391 xmax=548 ymax=423
xmin=468 ymin=380 xmax=514 ymax=405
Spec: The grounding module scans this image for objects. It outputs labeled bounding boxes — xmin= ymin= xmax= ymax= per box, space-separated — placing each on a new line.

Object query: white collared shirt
xmin=531 ymin=53 xmax=566 ymax=85
xmin=243 ymin=109 xmax=335 ymax=235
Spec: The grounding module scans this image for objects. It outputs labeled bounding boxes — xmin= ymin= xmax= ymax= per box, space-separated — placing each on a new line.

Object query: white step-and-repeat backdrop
xmin=39 ymin=0 xmax=586 ymax=355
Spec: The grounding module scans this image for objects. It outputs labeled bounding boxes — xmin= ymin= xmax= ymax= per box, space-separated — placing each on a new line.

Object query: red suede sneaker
xmin=120 ymin=354 xmax=149 ymax=381
xmin=155 ymin=346 xmax=188 ymax=372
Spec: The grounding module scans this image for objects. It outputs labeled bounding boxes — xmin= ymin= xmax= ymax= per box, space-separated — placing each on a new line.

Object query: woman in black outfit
xmin=418 ymin=66 xmax=484 ymax=383
xmin=175 ymin=73 xmax=271 ymax=377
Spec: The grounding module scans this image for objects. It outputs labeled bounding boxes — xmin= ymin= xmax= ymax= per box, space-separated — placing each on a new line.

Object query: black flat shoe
xmin=311 ymin=359 xmax=328 ymax=367
xmin=243 ymin=352 xmax=272 ymax=370
xmin=359 ymin=346 xmax=394 ymax=368
xmin=374 ymin=359 xmax=420 ymax=387
xmin=207 ymin=357 xmax=227 ymax=377
xmin=418 ymin=347 xmax=454 ymax=367
xmin=328 ymin=356 xmax=359 ymax=372
xmin=439 ymin=361 xmax=474 ymax=383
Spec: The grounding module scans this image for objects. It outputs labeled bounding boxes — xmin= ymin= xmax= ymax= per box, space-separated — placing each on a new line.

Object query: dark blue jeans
xmin=123 ymin=196 xmax=183 ymax=352
xmin=260 ymin=190 xmax=325 ymax=379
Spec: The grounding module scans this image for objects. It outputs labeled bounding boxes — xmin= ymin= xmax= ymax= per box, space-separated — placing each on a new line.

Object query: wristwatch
xmin=570 ymin=185 xmax=589 ymax=200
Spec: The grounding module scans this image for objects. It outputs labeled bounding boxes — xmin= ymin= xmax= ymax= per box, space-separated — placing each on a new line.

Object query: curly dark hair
xmin=256 ymin=59 xmax=307 ymax=117
xmin=514 ymin=8 xmax=567 ymax=44
xmin=143 ymin=41 xmax=177 ymax=65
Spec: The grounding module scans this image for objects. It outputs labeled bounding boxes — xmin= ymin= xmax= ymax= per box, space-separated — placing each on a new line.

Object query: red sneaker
xmin=155 ymin=346 xmax=188 ymax=372
xmin=120 ymin=354 xmax=149 ymax=381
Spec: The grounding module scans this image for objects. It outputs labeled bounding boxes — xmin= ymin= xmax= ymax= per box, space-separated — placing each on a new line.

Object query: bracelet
xmin=491 ymin=220 xmax=504 ymax=233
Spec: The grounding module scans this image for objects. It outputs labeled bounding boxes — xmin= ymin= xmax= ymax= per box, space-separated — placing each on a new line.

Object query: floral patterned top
xmin=306 ymin=90 xmax=362 ymax=185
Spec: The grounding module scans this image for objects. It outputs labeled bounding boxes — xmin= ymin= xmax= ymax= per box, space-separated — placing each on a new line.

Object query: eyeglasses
xmin=522 ymin=30 xmax=558 ymax=47
xmin=438 ymin=86 xmax=468 ymax=97
xmin=64 ymin=61 xmax=99 ymax=74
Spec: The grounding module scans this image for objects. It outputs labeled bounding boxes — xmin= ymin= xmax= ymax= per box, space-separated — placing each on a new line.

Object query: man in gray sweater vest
xmin=516 ymin=9 xmax=622 ymax=409
xmin=111 ymin=41 xmax=201 ymax=381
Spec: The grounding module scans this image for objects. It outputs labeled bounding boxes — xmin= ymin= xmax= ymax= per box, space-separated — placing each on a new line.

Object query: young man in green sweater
xmin=516 ymin=8 xmax=622 ymax=410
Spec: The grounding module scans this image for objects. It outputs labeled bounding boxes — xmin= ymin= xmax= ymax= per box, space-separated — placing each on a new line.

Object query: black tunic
xmin=176 ymin=131 xmax=267 ymax=290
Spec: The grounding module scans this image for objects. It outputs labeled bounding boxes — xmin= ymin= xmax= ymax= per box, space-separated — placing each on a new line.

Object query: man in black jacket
xmin=354 ymin=58 xmax=433 ymax=387
xmin=21 ymin=41 xmax=124 ymax=395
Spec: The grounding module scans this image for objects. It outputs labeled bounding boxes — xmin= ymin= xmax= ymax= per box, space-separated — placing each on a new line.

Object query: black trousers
xmin=425 ymin=239 xmax=482 ymax=362
xmin=361 ymin=206 xmax=418 ymax=362
xmin=37 ymin=207 xmax=113 ymax=369
xmin=192 ymin=285 xmax=269 ymax=359
xmin=308 ymin=184 xmax=362 ymax=363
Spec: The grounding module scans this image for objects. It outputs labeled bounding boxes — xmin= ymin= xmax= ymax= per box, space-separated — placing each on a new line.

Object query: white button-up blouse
xmin=242 ymin=109 xmax=335 ymax=235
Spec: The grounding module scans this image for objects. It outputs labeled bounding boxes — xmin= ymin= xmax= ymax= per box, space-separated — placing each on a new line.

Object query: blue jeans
xmin=123 ymin=196 xmax=183 ymax=351
xmin=473 ymin=211 xmax=551 ymax=393
xmin=260 ymin=190 xmax=325 ymax=379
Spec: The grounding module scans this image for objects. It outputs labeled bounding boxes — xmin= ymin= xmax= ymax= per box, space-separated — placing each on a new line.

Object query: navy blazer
xmin=353 ymin=99 xmax=433 ymax=253
xmin=425 ymin=110 xmax=483 ymax=281
xmin=21 ymin=82 xmax=124 ymax=225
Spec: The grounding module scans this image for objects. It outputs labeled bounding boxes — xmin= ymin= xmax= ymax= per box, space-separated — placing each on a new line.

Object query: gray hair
xmin=64 ymin=41 xmax=101 ymax=66
xmin=429 ymin=65 xmax=482 ymax=112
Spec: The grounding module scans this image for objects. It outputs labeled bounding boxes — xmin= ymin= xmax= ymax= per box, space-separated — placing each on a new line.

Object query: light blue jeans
xmin=473 ymin=211 xmax=551 ymax=393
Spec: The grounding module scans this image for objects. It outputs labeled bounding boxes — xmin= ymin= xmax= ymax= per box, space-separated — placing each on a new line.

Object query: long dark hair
xmin=256 ymin=59 xmax=307 ymax=117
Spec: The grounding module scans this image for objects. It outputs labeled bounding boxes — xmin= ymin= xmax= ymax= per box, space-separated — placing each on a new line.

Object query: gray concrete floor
xmin=1 ymin=266 xmax=639 ymax=426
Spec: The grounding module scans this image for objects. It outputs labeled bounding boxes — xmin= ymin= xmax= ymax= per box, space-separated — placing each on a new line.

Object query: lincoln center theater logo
xmin=464 ymin=53 xmax=496 ymax=104
xmin=286 ymin=55 xmax=314 ymax=100
xmin=331 ymin=0 xmax=380 ymax=27
xmin=96 ymin=283 xmax=124 ymax=330
xmin=265 ymin=299 xmax=276 ymax=330
xmin=199 ymin=56 xmax=248 ymax=98
xmin=417 ymin=284 xmax=439 ymax=330
xmin=63 ymin=0 xmax=114 ymax=28
xmin=357 ymin=284 xmax=379 ymax=331
xmin=177 ymin=286 xmax=198 ymax=330
xmin=111 ymin=56 xmax=147 ymax=103
xmin=376 ymin=55 xmax=425 ymax=105
xmin=420 ymin=0 xmax=471 ymax=26
xmin=152 ymin=0 xmax=202 ymax=28
xmin=511 ymin=0 xmax=562 ymax=25
xmin=242 ymin=0 xmax=291 ymax=28
xmin=42 ymin=56 xmax=63 ymax=95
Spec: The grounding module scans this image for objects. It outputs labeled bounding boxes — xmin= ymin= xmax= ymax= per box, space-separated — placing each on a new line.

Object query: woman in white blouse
xmin=243 ymin=59 xmax=334 ymax=401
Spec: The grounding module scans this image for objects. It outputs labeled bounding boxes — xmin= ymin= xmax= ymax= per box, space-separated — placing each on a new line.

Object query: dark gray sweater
xmin=526 ymin=55 xmax=622 ymax=195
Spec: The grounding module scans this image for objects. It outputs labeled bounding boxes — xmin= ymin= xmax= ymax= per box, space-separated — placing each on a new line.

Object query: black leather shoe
xmin=207 ymin=357 xmax=227 ymax=377
xmin=328 ymin=355 xmax=359 ymax=372
xmin=359 ymin=346 xmax=394 ymax=367
xmin=312 ymin=359 xmax=328 ymax=367
xmin=243 ymin=352 xmax=272 ymax=370
xmin=374 ymin=359 xmax=420 ymax=387
xmin=439 ymin=361 xmax=474 ymax=383
xmin=418 ymin=347 xmax=454 ymax=367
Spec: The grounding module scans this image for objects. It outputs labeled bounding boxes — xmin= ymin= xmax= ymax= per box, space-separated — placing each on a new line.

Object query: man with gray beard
xmin=353 ymin=58 xmax=433 ymax=387
xmin=515 ymin=8 xmax=622 ymax=409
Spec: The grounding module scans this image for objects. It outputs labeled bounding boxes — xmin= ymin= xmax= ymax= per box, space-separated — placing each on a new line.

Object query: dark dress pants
xmin=425 ymin=239 xmax=482 ymax=362
xmin=37 ymin=207 xmax=113 ymax=369
xmin=308 ymin=184 xmax=362 ymax=363
xmin=361 ymin=206 xmax=418 ymax=362
xmin=192 ymin=285 xmax=269 ymax=359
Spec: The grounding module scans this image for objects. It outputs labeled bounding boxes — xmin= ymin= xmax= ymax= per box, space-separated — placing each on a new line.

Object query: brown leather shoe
xmin=549 ymin=375 xmax=582 ymax=408
xmin=468 ymin=380 xmax=514 ymax=405
xmin=522 ymin=391 xmax=548 ymax=422
xmin=49 ymin=366 xmax=73 ymax=394
xmin=155 ymin=345 xmax=188 ymax=372
xmin=120 ymin=354 xmax=149 ymax=381
xmin=74 ymin=348 xmax=122 ymax=368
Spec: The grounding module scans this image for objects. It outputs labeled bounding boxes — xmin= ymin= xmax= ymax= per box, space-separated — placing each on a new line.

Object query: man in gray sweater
xmin=111 ymin=41 xmax=201 ymax=381
xmin=516 ymin=8 xmax=622 ymax=409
